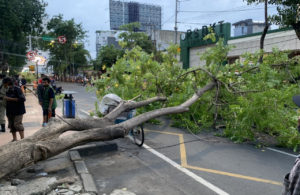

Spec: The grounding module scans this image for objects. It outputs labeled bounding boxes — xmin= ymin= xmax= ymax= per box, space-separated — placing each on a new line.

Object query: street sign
xmin=58 ymin=36 xmax=67 ymax=44
xmin=29 ymin=65 xmax=35 ymax=71
xmin=42 ymin=36 xmax=55 ymax=41
xmin=26 ymin=51 xmax=37 ymax=61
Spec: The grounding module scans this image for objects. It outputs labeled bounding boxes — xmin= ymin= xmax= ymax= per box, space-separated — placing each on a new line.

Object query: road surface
xmin=57 ymin=82 xmax=295 ymax=195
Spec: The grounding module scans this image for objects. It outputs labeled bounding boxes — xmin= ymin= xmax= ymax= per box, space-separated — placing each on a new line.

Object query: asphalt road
xmin=58 ymin=82 xmax=296 ymax=195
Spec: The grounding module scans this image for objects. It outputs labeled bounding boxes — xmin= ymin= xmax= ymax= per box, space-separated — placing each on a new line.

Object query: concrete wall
xmin=189 ymin=45 xmax=214 ymax=68
xmin=148 ymin=30 xmax=183 ymax=51
xmin=187 ymin=29 xmax=300 ymax=68
xmin=252 ymin=25 xmax=265 ymax=34
xmin=228 ymin=29 xmax=300 ymax=57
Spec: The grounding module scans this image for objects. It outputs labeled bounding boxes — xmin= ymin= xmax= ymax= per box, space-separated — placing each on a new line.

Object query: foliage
xmin=93 ymin=37 xmax=300 ymax=150
xmin=55 ymin=94 xmax=65 ymax=100
xmin=94 ymin=45 xmax=124 ymax=71
xmin=42 ymin=15 xmax=90 ymax=75
xmin=93 ymin=44 xmax=183 ymax=100
xmin=217 ymin=50 xmax=300 ymax=150
xmin=119 ymin=22 xmax=155 ymax=54
xmin=20 ymin=72 xmax=35 ymax=83
xmin=93 ymin=22 xmax=156 ymax=71
xmin=0 ymin=0 xmax=47 ymax=73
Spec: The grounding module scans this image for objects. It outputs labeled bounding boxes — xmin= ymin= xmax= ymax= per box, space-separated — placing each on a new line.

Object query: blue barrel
xmin=63 ymin=99 xmax=75 ymax=118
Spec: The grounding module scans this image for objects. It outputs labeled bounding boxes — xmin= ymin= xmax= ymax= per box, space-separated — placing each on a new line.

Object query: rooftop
xmin=233 ymin=19 xmax=265 ymax=26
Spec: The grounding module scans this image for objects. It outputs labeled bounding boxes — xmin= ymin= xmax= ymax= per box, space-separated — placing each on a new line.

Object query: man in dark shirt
xmin=41 ymin=77 xmax=57 ymax=127
xmin=3 ymin=77 xmax=26 ymax=141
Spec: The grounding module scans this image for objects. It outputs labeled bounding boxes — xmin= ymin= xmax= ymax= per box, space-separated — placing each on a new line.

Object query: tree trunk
xmin=259 ymin=0 xmax=269 ymax=63
xmin=292 ymin=23 xmax=300 ymax=40
xmin=0 ymin=82 xmax=216 ymax=179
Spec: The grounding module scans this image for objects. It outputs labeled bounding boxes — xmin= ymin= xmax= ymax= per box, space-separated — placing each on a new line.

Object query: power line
xmin=177 ymin=22 xmax=209 ymax=25
xmin=162 ymin=14 xmax=175 ymax=26
xmin=179 ymin=6 xmax=278 ymax=13
xmin=175 ymin=0 xmax=179 ymax=44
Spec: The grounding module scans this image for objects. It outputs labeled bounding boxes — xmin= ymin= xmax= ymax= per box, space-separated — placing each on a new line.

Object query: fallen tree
xmin=0 ymin=81 xmax=216 ymax=179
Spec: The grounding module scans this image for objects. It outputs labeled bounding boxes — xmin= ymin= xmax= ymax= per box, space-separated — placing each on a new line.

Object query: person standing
xmin=37 ymin=74 xmax=46 ymax=105
xmin=41 ymin=77 xmax=57 ymax=126
xmin=20 ymin=77 xmax=27 ymax=94
xmin=0 ymin=74 xmax=6 ymax=132
xmin=3 ymin=77 xmax=26 ymax=141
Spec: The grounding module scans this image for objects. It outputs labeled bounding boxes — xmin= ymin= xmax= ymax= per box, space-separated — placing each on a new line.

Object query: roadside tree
xmin=94 ymin=45 xmax=124 ymax=71
xmin=0 ymin=0 xmax=47 ymax=74
xmin=119 ymin=22 xmax=155 ymax=54
xmin=43 ymin=15 xmax=90 ymax=77
xmin=245 ymin=0 xmax=270 ymax=63
xmin=247 ymin=0 xmax=300 ymax=40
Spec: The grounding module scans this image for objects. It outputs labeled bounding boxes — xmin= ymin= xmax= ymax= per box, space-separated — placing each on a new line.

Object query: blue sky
xmin=45 ymin=0 xmax=279 ymax=59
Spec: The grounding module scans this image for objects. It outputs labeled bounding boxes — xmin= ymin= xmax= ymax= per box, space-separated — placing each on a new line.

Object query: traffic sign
xmin=26 ymin=51 xmax=37 ymax=61
xmin=58 ymin=36 xmax=67 ymax=44
xmin=29 ymin=65 xmax=35 ymax=71
xmin=42 ymin=36 xmax=55 ymax=41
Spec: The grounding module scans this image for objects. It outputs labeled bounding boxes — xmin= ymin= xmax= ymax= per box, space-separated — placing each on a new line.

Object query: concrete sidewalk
xmin=0 ymin=92 xmax=45 ymax=146
xmin=0 ymin=92 xmax=94 ymax=194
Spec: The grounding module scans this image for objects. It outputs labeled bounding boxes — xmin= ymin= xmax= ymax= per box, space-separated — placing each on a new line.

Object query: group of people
xmin=0 ymin=74 xmax=57 ymax=142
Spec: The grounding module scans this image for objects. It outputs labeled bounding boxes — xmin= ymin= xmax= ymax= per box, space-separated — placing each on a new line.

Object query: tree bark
xmin=0 ymin=81 xmax=215 ymax=179
xmin=292 ymin=23 xmax=300 ymax=40
xmin=259 ymin=0 xmax=269 ymax=63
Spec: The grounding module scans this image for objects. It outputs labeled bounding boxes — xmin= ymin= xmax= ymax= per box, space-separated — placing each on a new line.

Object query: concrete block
xmin=69 ymin=150 xmax=82 ymax=161
xmin=78 ymin=143 xmax=118 ymax=157
xmin=74 ymin=160 xmax=89 ymax=174
xmin=80 ymin=173 xmax=97 ymax=193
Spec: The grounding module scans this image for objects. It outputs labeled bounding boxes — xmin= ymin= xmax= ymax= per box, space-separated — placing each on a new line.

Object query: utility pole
xmin=122 ymin=0 xmax=125 ymax=25
xmin=297 ymin=4 xmax=300 ymax=23
xmin=174 ymin=0 xmax=178 ymax=44
xmin=35 ymin=60 xmax=39 ymax=80
xmin=28 ymin=35 xmax=32 ymax=51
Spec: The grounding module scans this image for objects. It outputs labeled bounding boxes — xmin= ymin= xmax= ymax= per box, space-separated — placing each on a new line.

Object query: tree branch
xmin=177 ymin=67 xmax=217 ymax=81
xmin=104 ymin=96 xmax=167 ymax=121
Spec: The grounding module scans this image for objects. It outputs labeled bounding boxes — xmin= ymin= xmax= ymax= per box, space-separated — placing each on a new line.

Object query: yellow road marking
xmin=184 ymin=165 xmax=282 ymax=186
xmin=179 ymin=134 xmax=188 ymax=166
xmin=146 ymin=130 xmax=188 ymax=166
xmin=146 ymin=129 xmax=182 ymax=136
xmin=145 ymin=129 xmax=282 ymax=186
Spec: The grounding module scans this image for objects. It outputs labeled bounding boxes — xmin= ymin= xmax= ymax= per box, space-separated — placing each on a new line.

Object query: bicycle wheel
xmin=132 ymin=125 xmax=144 ymax=147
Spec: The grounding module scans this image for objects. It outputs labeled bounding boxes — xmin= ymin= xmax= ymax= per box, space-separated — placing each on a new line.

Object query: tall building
xmin=109 ymin=0 xmax=162 ymax=31
xmin=95 ymin=30 xmax=123 ymax=56
xmin=233 ymin=19 xmax=267 ymax=37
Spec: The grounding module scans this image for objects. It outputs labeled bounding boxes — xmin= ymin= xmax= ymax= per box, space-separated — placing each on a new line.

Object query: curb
xmin=69 ymin=150 xmax=98 ymax=194
xmin=69 ymin=143 xmax=118 ymax=195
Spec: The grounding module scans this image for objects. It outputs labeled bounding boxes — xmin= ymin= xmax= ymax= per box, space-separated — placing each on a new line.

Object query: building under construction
xmin=109 ymin=0 xmax=161 ymax=31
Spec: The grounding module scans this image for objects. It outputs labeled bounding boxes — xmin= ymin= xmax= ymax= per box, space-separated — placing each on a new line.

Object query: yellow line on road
xmin=179 ymin=134 xmax=188 ymax=166
xmin=145 ymin=129 xmax=282 ymax=186
xmin=145 ymin=129 xmax=182 ymax=136
xmin=145 ymin=130 xmax=188 ymax=166
xmin=183 ymin=165 xmax=282 ymax=186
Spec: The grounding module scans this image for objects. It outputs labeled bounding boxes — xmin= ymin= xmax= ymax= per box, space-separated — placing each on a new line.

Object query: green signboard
xmin=42 ymin=36 xmax=55 ymax=41
xmin=180 ymin=22 xmax=231 ymax=69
